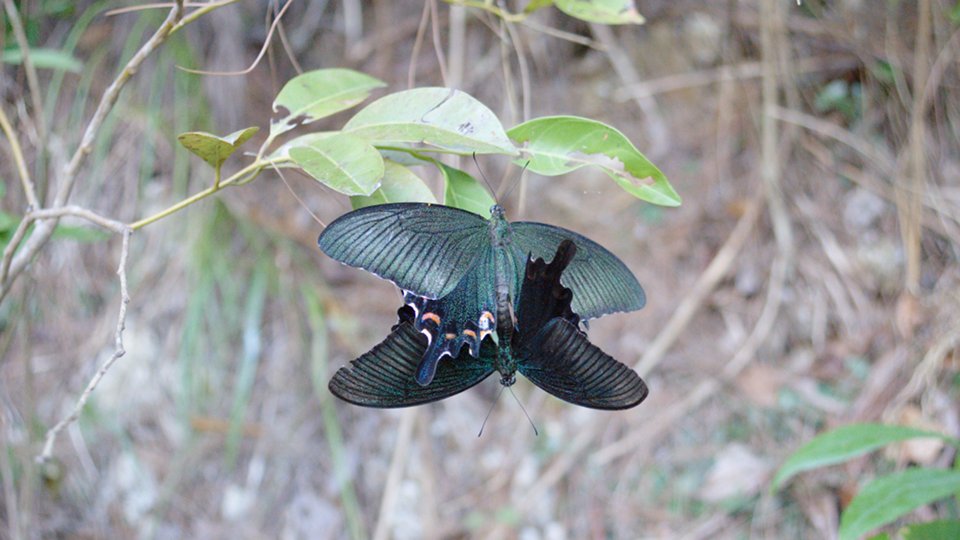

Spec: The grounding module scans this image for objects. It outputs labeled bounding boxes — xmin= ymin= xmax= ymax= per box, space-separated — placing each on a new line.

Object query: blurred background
xmin=2 ymin=0 xmax=959 ymax=538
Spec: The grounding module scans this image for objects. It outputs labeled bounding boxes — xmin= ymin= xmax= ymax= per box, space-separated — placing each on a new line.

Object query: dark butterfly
xmin=318 ymin=203 xmax=645 ymax=385
xmin=328 ymin=240 xmax=648 ymax=410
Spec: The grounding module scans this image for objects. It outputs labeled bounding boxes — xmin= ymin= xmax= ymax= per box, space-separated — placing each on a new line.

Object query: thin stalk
xmin=129 ymin=161 xmax=262 ymax=230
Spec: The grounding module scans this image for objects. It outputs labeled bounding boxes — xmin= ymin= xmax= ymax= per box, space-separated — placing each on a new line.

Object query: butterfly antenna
xmin=477 ymin=384 xmax=506 ymax=438
xmin=507 ymin=386 xmax=539 ymax=437
xmin=471 ymin=152 xmax=500 ymax=206
xmin=501 ymin=160 xmax=531 ymax=205
xmin=268 ymin=159 xmax=327 ymax=227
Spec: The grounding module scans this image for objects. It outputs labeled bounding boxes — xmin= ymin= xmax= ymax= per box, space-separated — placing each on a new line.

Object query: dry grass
xmin=2 ymin=1 xmax=959 ymax=539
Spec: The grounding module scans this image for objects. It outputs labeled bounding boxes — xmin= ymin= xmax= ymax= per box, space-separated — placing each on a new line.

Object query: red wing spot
xmin=421 ymin=312 xmax=441 ymax=325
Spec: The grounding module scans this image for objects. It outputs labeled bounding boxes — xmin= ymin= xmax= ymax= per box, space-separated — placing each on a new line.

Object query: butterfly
xmin=318 ymin=203 xmax=645 ymax=386
xmin=328 ymin=239 xmax=649 ymax=410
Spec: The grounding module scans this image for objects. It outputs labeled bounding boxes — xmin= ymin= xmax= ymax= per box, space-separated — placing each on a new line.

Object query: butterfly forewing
xmin=518 ymin=319 xmax=648 ymax=410
xmin=318 ymin=203 xmax=489 ymax=300
xmin=511 ymin=222 xmax=646 ymax=319
xmin=328 ymin=322 xmax=495 ymax=408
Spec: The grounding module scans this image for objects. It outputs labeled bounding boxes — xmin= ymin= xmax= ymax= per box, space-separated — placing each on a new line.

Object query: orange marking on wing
xmin=462 ymin=329 xmax=477 ymax=339
xmin=444 ymin=333 xmax=456 ymax=340
xmin=479 ymin=330 xmax=492 ymax=340
xmin=481 ymin=311 xmax=495 ymax=324
xmin=421 ymin=312 xmax=441 ymax=325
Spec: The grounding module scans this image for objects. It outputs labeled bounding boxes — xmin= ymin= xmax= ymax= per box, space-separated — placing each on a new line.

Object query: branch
xmin=0 ymin=1 xmax=184 ymax=303
xmin=37 ymin=228 xmax=133 ymax=464
xmin=0 ymin=101 xmax=40 ymax=209
xmin=3 ymin=0 xmax=46 ymax=144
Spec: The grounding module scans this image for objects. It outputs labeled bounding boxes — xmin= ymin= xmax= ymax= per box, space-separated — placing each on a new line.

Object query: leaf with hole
xmin=289 ymin=132 xmax=384 ymax=196
xmin=555 ymin=0 xmax=645 ymax=24
xmin=507 ymin=116 xmax=679 ymax=206
xmin=351 ymin=160 xmax=436 ymax=209
xmin=839 ymin=469 xmax=960 ymax=540
xmin=343 ymin=88 xmax=517 ymax=155
xmin=271 ymin=68 xmax=386 ymax=137
xmin=177 ymin=127 xmax=259 ymax=170
xmin=771 ymin=423 xmax=960 ymax=491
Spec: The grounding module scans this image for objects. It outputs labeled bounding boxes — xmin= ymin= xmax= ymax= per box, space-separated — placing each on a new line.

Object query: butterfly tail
xmin=414 ymin=334 xmax=449 ymax=386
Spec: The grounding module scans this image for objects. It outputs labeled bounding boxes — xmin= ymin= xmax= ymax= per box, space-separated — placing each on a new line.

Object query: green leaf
xmin=351 ymin=160 xmax=436 ymax=209
xmin=343 ymin=88 xmax=517 ymax=155
xmin=839 ymin=469 xmax=960 ymax=540
xmin=508 ymin=116 xmax=679 ymax=206
xmin=177 ymin=127 xmax=259 ymax=169
xmin=266 ymin=132 xmax=336 ymax=164
xmin=901 ymin=520 xmax=960 ymax=540
xmin=271 ymin=68 xmax=386 ymax=137
xmin=289 ymin=133 xmax=384 ymax=196
xmin=772 ymin=424 xmax=960 ymax=491
xmin=1 ymin=48 xmax=83 ymax=72
xmin=554 ymin=0 xmax=645 ymax=24
xmin=439 ymin=163 xmax=496 ymax=216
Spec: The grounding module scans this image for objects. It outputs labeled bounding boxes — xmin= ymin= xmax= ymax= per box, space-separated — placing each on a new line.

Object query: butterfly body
xmin=319 ymin=203 xmax=645 ymax=386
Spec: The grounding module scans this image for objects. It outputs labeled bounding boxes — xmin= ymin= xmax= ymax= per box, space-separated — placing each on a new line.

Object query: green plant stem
xmin=443 ymin=0 xmax=526 ymax=22
xmin=129 ymin=161 xmax=261 ymax=230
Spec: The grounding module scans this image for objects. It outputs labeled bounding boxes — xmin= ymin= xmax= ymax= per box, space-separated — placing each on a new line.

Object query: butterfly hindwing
xmin=511 ymin=222 xmax=646 ymax=319
xmin=318 ymin=203 xmax=489 ymax=300
xmin=328 ymin=321 xmax=495 ymax=408
xmin=513 ymin=239 xmax=648 ymax=410
xmin=518 ymin=318 xmax=649 ymax=410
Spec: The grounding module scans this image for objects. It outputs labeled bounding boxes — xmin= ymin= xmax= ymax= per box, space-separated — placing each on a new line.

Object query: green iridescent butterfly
xmin=318 ymin=203 xmax=645 ymax=386
xmin=328 ymin=240 xmax=648 ymax=409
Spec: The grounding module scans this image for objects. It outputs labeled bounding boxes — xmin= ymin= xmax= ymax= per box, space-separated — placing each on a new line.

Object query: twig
xmin=37 ymin=228 xmax=133 ymax=463
xmin=128 ymin=160 xmax=261 ymax=230
xmin=898 ymin=0 xmax=931 ymax=295
xmin=428 ymin=0 xmax=449 ymax=86
xmin=408 ymin=0 xmax=431 ymax=88
xmin=3 ymin=0 xmax=46 ymax=144
xmin=0 ymin=101 xmax=39 ymax=209
xmin=176 ymin=0 xmax=294 ymax=76
xmin=0 ymin=1 xmax=184 ymax=303
xmin=760 ymin=0 xmax=794 ymax=266
xmin=590 ymin=23 xmax=669 ymax=159
xmin=28 ymin=206 xmax=129 ymax=233
xmin=372 ymin=409 xmax=417 ymax=540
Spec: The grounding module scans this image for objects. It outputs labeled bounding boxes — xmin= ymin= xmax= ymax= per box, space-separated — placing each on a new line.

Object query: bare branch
xmin=3 ymin=0 xmax=46 ymax=145
xmin=37 ymin=228 xmax=133 ymax=464
xmin=0 ymin=101 xmax=39 ymax=210
xmin=28 ymin=206 xmax=129 ymax=234
xmin=0 ymin=1 xmax=183 ymax=303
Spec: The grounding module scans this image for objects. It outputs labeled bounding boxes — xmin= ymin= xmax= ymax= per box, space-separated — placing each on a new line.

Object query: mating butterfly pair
xmin=319 ymin=203 xmax=649 ymax=410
